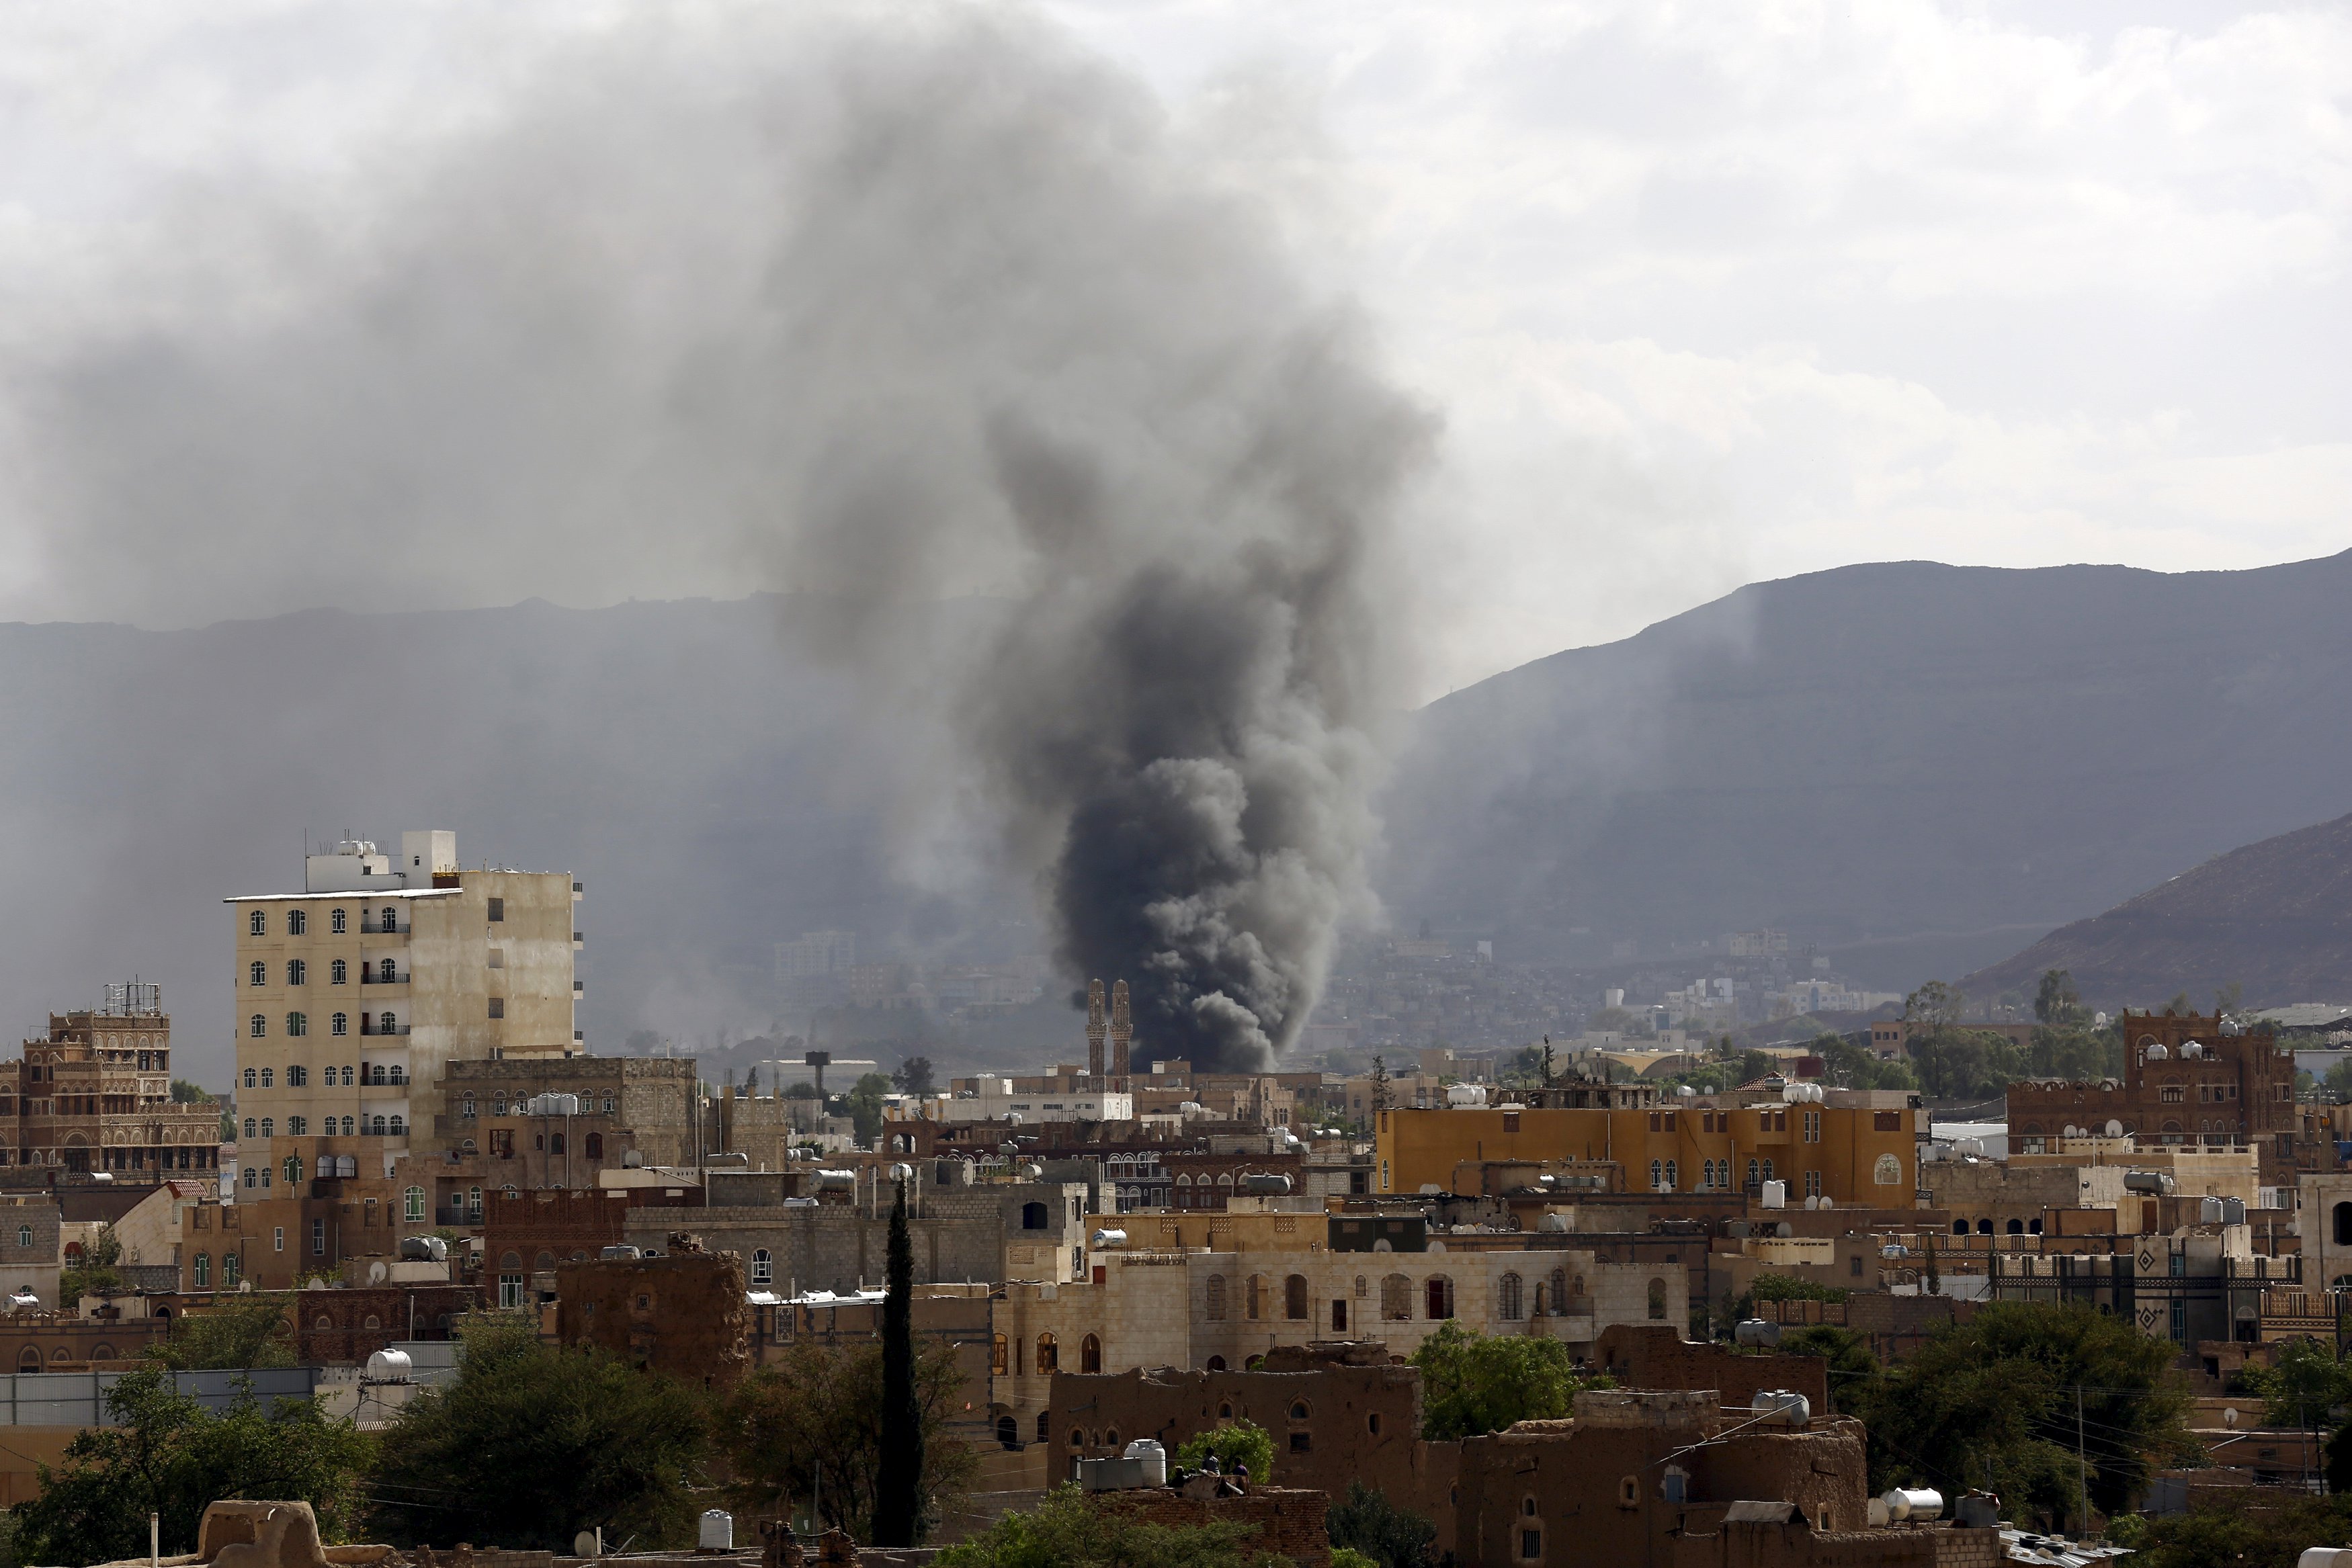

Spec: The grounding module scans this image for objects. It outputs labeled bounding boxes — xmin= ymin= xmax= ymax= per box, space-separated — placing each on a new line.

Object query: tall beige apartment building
xmin=226 ymin=831 xmax=580 ymax=1196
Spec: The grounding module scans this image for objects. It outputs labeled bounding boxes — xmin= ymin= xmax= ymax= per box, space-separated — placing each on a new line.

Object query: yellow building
xmin=228 ymin=831 xmax=579 ymax=1198
xmin=1375 ymin=1092 xmax=1918 ymax=1205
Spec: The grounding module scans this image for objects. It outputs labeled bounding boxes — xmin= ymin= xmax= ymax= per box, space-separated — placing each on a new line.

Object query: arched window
xmin=378 ymin=1012 xmax=396 ymax=1034
xmin=389 ymin=1115 xmax=406 ymax=1135
xmin=1036 ymin=1333 xmax=1058 ymax=1373
xmin=192 ymin=1252 xmax=210 ymax=1289
xmin=1082 ymin=1334 xmax=1102 ymax=1373
xmin=1021 ymin=1201 xmax=1048 ymax=1229
xmin=331 ymin=1012 xmax=347 ymax=1036
xmin=1649 ymin=1159 xmax=1663 ymax=1190
xmin=1205 ymin=1274 xmax=1227 ymax=1321
xmin=249 ymin=909 xmax=267 ymax=936
xmin=1647 ymin=1278 xmax=1668 ymax=1320
xmin=751 ymin=1248 xmax=773 ymax=1285
xmin=991 ymin=1334 xmax=1007 ymax=1375
xmin=2006 ymin=1219 xmax=2025 ymax=1235
xmin=1499 ymin=1272 xmax=1523 ymax=1320
xmin=222 ymin=1254 xmax=240 ymax=1287
xmin=1953 ymin=1219 xmax=1970 ymax=1235
xmin=1664 ymin=1160 xmax=1678 ymax=1190
xmin=288 ymin=910 xmax=307 ymax=936
xmin=1977 ymin=1219 xmax=1992 ymax=1235
xmin=259 ymin=1117 xmax=274 ymax=1139
xmin=1285 ymin=1273 xmax=1308 ymax=1320
xmin=585 ymin=1133 xmax=604 ymax=1159
xmin=1425 ymin=1275 xmax=1454 ymax=1320
xmin=249 ymin=1014 xmax=267 ymax=1039
xmin=1247 ymin=1274 xmax=1265 ymax=1320
xmin=282 ymin=1154 xmax=302 ymax=1185
xmin=331 ymin=908 xmax=347 ymax=934
xmin=250 ymin=961 xmax=267 ymax=988
xmin=1747 ymin=1158 xmax=1759 ymax=1186
xmin=1382 ymin=1272 xmax=1412 ymax=1320
xmin=380 ymin=905 xmax=397 ymax=930
xmin=1549 ymin=1267 xmax=1568 ymax=1314
xmin=260 ymin=1067 xmax=274 ymax=1088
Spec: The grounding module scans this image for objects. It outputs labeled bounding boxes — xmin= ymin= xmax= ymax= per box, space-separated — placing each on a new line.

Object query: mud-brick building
xmin=553 ymin=1239 xmax=750 ymax=1389
xmin=2005 ymin=1012 xmax=2296 ymax=1180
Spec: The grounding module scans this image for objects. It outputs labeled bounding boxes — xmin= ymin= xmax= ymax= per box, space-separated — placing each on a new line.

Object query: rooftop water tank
xmin=1445 ymin=1083 xmax=1488 ymax=1107
xmin=1882 ymin=1488 xmax=1943 ymax=1522
xmin=699 ymin=1512 xmax=733 ymax=1551
xmin=1751 ymin=1389 xmax=1809 ymax=1425
xmin=1734 ymin=1319 xmax=1781 ymax=1348
xmin=1760 ymin=1180 xmax=1786 ymax=1210
xmin=1123 ymin=1438 xmax=1167 ymax=1487
xmin=399 ymin=1235 xmax=448 ymax=1262
xmin=365 ymin=1348 xmax=413 ymax=1383
xmin=2145 ymin=1042 xmax=2170 ymax=1060
xmin=1091 ymin=1229 xmax=1128 ymax=1249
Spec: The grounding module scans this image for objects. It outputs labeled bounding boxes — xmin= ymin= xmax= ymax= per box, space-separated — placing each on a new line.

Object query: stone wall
xmin=553 ymin=1244 xmax=749 ymax=1388
xmin=1093 ymin=1485 xmax=1330 ymax=1568
xmin=1593 ymin=1325 xmax=1829 ymax=1411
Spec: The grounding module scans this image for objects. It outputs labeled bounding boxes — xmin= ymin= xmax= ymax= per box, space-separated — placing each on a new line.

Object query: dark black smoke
xmin=7 ymin=5 xmax=1434 ymax=1072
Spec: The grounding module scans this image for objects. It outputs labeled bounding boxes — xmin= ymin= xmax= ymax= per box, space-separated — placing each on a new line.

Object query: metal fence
xmin=0 ymin=1366 xmax=321 ymax=1426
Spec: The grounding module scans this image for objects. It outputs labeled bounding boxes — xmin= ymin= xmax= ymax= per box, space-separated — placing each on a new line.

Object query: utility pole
xmin=2076 ymin=1385 xmax=2089 ymax=1534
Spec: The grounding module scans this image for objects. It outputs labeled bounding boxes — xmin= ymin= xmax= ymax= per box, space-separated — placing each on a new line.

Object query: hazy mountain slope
xmin=1381 ymin=552 xmax=2352 ymax=986
xmin=0 ymin=595 xmax=1021 ymax=1088
xmin=1960 ymin=811 xmax=2352 ymax=1010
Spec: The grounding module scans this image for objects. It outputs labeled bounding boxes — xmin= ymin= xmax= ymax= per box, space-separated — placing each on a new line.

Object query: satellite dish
xmin=368 ymin=1261 xmax=388 ymax=1285
xmin=573 ymin=1534 xmax=600 ymax=1558
xmin=2224 ymin=1407 xmax=2239 ymax=1428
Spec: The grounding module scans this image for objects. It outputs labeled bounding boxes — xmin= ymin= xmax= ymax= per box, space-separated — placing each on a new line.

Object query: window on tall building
xmin=389 ymin=1115 xmax=405 ymax=1135
xmin=243 ymin=1119 xmax=256 ymax=1139
xmin=380 ymin=905 xmax=397 ymax=930
xmin=751 ymin=1248 xmax=773 ymax=1285
xmin=378 ymin=1012 xmax=396 ymax=1035
xmin=249 ymin=1015 xmax=266 ymax=1039
xmin=259 ymin=1068 xmax=274 ymax=1088
xmin=286 ymin=1065 xmax=306 ymax=1087
xmin=330 ymin=908 xmax=347 ymax=934
xmin=331 ymin=1013 xmax=347 ymax=1037
xmin=222 ymin=1253 xmax=240 ymax=1287
xmin=192 ymin=1252 xmax=210 ymax=1288
xmin=487 ymin=998 xmax=505 ymax=1020
xmin=243 ymin=1068 xmax=256 ymax=1088
xmin=1499 ymin=1272 xmax=1524 ymax=1320
xmin=487 ymin=898 xmax=505 ymax=922
xmin=249 ymin=910 xmax=266 ymax=935
xmin=280 ymin=1154 xmax=299 ymax=1183
xmin=1664 ymin=1160 xmax=1679 ymax=1190
xmin=287 ymin=1117 xmax=306 ymax=1136
xmin=1649 ymin=1160 xmax=1663 ymax=1190
xmin=404 ymin=1186 xmax=425 ymax=1223
xmin=288 ymin=910 xmax=307 ymax=936
xmin=331 ymin=959 xmax=347 ymax=985
xmin=249 ymin=961 xmax=267 ymax=988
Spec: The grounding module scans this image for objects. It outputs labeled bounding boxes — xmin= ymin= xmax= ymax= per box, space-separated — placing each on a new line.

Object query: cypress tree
xmin=874 ymin=1174 xmax=924 ymax=1545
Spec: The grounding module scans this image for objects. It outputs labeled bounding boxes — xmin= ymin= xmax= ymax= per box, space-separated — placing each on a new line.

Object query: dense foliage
xmin=2113 ymin=1492 xmax=2352 ymax=1568
xmin=59 ymin=1225 xmax=123 ymax=1303
xmin=715 ymin=1334 xmax=977 ymax=1538
xmin=1748 ymin=1273 xmax=1848 ymax=1305
xmin=368 ymin=1317 xmax=711 ymax=1551
xmin=15 ymin=1365 xmax=370 ymax=1567
xmin=1844 ymin=1303 xmax=2196 ymax=1528
xmin=148 ymin=1297 xmax=298 ymax=1371
xmin=1408 ymin=1322 xmax=1605 ymax=1440
xmin=1173 ymin=1420 xmax=1275 ymax=1483
xmin=2237 ymin=1336 xmax=2352 ymax=1431
xmin=1773 ymin=1324 xmax=1879 ymax=1409
xmin=935 ymin=1484 xmax=1291 ymax=1568
xmin=1324 ymin=1483 xmax=1436 ymax=1568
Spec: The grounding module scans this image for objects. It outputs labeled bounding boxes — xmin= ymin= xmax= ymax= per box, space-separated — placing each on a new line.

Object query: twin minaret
xmin=1084 ymin=977 xmax=1133 ymax=1082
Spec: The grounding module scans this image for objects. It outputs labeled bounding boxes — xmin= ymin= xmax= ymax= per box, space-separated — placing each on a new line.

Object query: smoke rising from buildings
xmin=3 ymin=7 xmax=1432 ymax=1071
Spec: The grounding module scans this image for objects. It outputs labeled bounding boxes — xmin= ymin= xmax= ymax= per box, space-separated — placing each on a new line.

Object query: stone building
xmin=0 ymin=1195 xmax=60 ymax=1308
xmin=228 ymin=830 xmax=579 ymax=1200
xmin=554 ymin=1239 xmax=751 ymax=1388
xmin=1591 ymin=1325 xmax=1830 ymax=1414
xmin=289 ymin=1282 xmax=480 ymax=1363
xmin=435 ymin=1055 xmax=698 ymax=1181
xmin=1044 ymin=1346 xmax=1456 ymax=1551
xmin=482 ymin=1184 xmax=702 ymax=1308
xmin=0 ymin=988 xmax=220 ymax=1176
xmin=1454 ymin=1389 xmax=1874 ymax=1568
xmin=618 ymin=1165 xmax=1091 ymax=1297
xmin=2005 ymin=1011 xmax=2295 ymax=1179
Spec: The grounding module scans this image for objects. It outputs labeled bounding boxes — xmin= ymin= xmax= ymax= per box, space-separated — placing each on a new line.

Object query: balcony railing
xmin=360 ymin=1020 xmax=411 ymax=1037
xmin=361 ymin=971 xmax=404 ymax=985
xmin=358 ymin=918 xmax=410 ymax=934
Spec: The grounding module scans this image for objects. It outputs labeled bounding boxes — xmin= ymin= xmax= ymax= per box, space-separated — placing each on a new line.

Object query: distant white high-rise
xmin=775 ymin=930 xmax=856 ymax=984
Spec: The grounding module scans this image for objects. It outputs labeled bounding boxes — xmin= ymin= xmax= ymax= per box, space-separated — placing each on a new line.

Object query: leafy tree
xmin=1847 ymin=1302 xmax=2196 ymax=1529
xmin=148 ymin=1296 xmax=298 ymax=1370
xmin=1325 ymin=1483 xmax=1435 ymax=1568
xmin=1368 ymin=1056 xmax=1391 ymax=1112
xmin=2324 ymin=1059 xmax=2352 ymax=1104
xmin=784 ymin=1080 xmax=821 ymax=1099
xmin=2033 ymin=970 xmax=2085 ymax=1028
xmin=1908 ymin=1028 xmax=2032 ymax=1100
xmin=2214 ymin=981 xmax=2244 ymax=1018
xmin=2238 ymin=1336 xmax=2352 ymax=1431
xmin=2120 ymin=1490 xmax=2352 ymax=1568
xmin=1814 ymin=1034 xmax=1918 ymax=1092
xmin=843 ymin=1072 xmax=894 ymax=1149
xmin=891 ymin=1056 xmax=937 ymax=1098
xmin=1408 ymin=1322 xmax=1602 ymax=1440
xmin=15 ymin=1364 xmax=370 ymax=1567
xmin=874 ymin=1180 xmax=924 ymax=1546
xmin=368 ymin=1316 xmax=711 ymax=1551
xmin=1175 ymin=1420 xmax=1275 ymax=1482
xmin=1748 ymin=1273 xmax=1846 ymax=1305
xmin=170 ymin=1079 xmax=214 ymax=1104
xmin=716 ymin=1337 xmax=976 ymax=1540
xmin=935 ymin=1485 xmax=1290 ymax=1568
xmin=1904 ymin=981 xmax=1966 ymax=1028
xmin=61 ymin=1225 xmax=124 ymax=1301
xmin=1773 ymin=1326 xmax=1878 ymax=1411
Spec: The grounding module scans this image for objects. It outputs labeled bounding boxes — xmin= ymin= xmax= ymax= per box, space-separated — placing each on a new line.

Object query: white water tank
xmin=1091 ymin=1229 xmax=1128 ymax=1249
xmin=365 ymin=1348 xmax=413 ymax=1383
xmin=1734 ymin=1319 xmax=1781 ymax=1348
xmin=1751 ymin=1389 xmax=1809 ymax=1426
xmin=1760 ymin=1180 xmax=1786 ymax=1209
xmin=1445 ymin=1083 xmax=1488 ymax=1107
xmin=1123 ymin=1438 xmax=1167 ymax=1487
xmin=699 ymin=1511 xmax=734 ymax=1551
xmin=1882 ymin=1488 xmax=1943 ymax=1522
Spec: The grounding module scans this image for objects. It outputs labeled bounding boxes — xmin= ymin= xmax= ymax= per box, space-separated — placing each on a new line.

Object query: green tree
xmin=1174 ymin=1420 xmax=1275 ymax=1483
xmin=716 ymin=1337 xmax=976 ymax=1540
xmin=1368 ymin=1056 xmax=1391 ymax=1113
xmin=1408 ymin=1321 xmax=1603 ymax=1440
xmin=60 ymin=1225 xmax=124 ymax=1301
xmin=1847 ymin=1302 xmax=2196 ymax=1529
xmin=891 ymin=1057 xmax=937 ymax=1098
xmin=843 ymin=1072 xmax=894 ymax=1149
xmin=1904 ymin=981 xmax=1966 ymax=1028
xmin=169 ymin=1079 xmax=214 ymax=1104
xmin=367 ymin=1316 xmax=711 ymax=1551
xmin=1748 ymin=1274 xmax=1846 ymax=1305
xmin=1325 ymin=1483 xmax=1435 ymax=1568
xmin=2033 ymin=971 xmax=2085 ymax=1028
xmin=2238 ymin=1336 xmax=2352 ymax=1431
xmin=148 ymin=1296 xmax=298 ymax=1370
xmin=2122 ymin=1490 xmax=2352 ymax=1568
xmin=935 ymin=1485 xmax=1291 ymax=1568
xmin=1814 ymin=1034 xmax=1918 ymax=1092
xmin=874 ymin=1179 xmax=924 ymax=1547
xmin=1773 ymin=1326 xmax=1878 ymax=1413
xmin=15 ymin=1364 xmax=370 ymax=1567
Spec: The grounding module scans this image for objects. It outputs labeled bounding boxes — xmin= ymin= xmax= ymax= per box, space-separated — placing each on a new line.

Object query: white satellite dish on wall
xmin=367 ymin=1261 xmax=388 ymax=1285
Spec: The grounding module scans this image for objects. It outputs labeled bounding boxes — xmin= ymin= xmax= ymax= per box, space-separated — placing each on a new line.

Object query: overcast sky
xmin=0 ymin=1 xmax=2341 ymax=698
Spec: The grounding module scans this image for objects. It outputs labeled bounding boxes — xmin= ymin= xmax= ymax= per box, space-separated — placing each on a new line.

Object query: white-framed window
xmin=259 ymin=1117 xmax=274 ymax=1138
xmin=249 ymin=961 xmax=267 ymax=988
xmin=243 ymin=1166 xmax=256 ymax=1188
xmin=499 ymin=1274 xmax=523 ymax=1309
xmin=331 ymin=1012 xmax=347 ymax=1037
xmin=249 ymin=1015 xmax=266 ymax=1039
xmin=405 ymin=1186 xmax=425 ymax=1223
xmin=752 ymin=1248 xmax=773 ymax=1285
xmin=248 ymin=909 xmax=266 ymax=935
xmin=390 ymin=1115 xmax=406 ymax=1135
xmin=273 ymin=1227 xmax=285 ymax=1253
xmin=1664 ymin=1160 xmax=1678 ymax=1190
xmin=259 ymin=1068 xmax=274 ymax=1088
xmin=330 ymin=908 xmax=347 ymax=934
xmin=286 ymin=1012 xmax=306 ymax=1037
xmin=243 ymin=1068 xmax=256 ymax=1088
xmin=193 ymin=1252 xmax=210 ymax=1288
xmin=331 ymin=959 xmax=347 ymax=985
xmin=243 ymin=1118 xmax=256 ymax=1139
xmin=288 ymin=910 xmax=307 ymax=937
xmin=288 ymin=1117 xmax=306 ymax=1135
xmin=15 ymin=1225 xmax=29 ymax=1249
xmin=1649 ymin=1159 xmax=1663 ymax=1190
xmin=287 ymin=1065 xmax=306 ymax=1087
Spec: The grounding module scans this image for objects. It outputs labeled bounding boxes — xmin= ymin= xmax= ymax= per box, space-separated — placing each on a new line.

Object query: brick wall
xmin=553 ymin=1245 xmax=749 ymax=1388
xmin=1593 ymin=1325 xmax=1830 ymax=1412
xmin=1094 ymin=1485 xmax=1329 ymax=1568
xmin=293 ymin=1283 xmax=480 ymax=1362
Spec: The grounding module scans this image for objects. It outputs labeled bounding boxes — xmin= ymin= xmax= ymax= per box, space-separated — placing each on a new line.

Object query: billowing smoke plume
xmin=3 ymin=5 xmax=1432 ymax=1070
